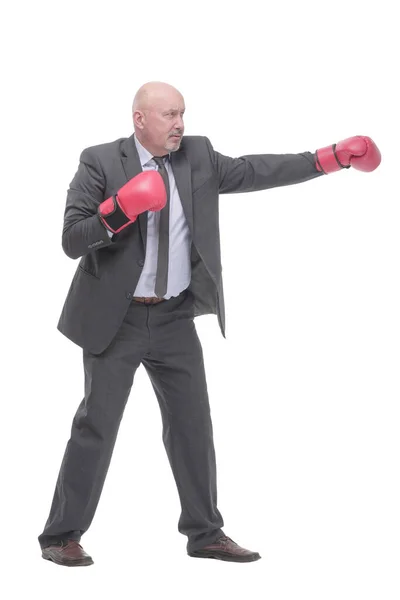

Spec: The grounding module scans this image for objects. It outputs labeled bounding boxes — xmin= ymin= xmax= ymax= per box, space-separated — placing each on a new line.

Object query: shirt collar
xmin=134 ymin=134 xmax=170 ymax=167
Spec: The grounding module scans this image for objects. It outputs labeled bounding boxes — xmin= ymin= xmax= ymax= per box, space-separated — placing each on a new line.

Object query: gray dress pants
xmin=38 ymin=289 xmax=225 ymax=553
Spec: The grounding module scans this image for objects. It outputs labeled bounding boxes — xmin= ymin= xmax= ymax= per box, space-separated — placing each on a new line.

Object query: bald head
xmin=132 ymin=81 xmax=184 ymax=112
xmin=132 ymin=81 xmax=185 ymax=156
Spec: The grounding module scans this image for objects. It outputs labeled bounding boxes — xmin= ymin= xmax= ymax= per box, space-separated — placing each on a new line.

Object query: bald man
xmin=38 ymin=81 xmax=381 ymax=566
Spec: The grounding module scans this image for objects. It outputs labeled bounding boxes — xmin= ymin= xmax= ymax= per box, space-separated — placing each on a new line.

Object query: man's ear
xmin=133 ymin=110 xmax=144 ymax=129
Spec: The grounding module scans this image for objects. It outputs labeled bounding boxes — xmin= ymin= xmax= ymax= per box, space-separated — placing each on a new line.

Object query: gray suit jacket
xmin=58 ymin=133 xmax=323 ymax=354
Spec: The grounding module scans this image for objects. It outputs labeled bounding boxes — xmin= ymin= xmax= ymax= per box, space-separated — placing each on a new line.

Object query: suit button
xmin=126 ymin=292 xmax=133 ymax=300
xmin=137 ymin=259 xmax=144 ymax=267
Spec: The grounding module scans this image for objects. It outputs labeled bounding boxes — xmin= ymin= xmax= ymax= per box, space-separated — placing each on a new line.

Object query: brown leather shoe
xmin=42 ymin=540 xmax=94 ymax=567
xmin=188 ymin=535 xmax=261 ymax=563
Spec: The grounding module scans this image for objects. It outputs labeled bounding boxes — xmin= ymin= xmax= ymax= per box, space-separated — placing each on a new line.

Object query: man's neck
xmin=134 ymin=133 xmax=168 ymax=158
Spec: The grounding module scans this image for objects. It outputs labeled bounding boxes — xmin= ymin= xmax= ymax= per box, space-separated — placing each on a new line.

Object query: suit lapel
xmin=170 ymin=148 xmax=193 ymax=236
xmin=120 ymin=133 xmax=147 ymax=251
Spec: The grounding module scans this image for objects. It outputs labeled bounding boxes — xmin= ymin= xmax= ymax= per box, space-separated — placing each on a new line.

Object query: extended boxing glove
xmin=315 ymin=136 xmax=381 ymax=174
xmin=99 ymin=171 xmax=167 ymax=234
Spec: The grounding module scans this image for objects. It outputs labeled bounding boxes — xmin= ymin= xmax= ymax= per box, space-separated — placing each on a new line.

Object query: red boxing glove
xmin=99 ymin=171 xmax=166 ymax=234
xmin=315 ymin=136 xmax=381 ymax=174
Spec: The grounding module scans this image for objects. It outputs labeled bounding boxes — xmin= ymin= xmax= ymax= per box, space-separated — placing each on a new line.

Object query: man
xmin=38 ymin=81 xmax=381 ymax=567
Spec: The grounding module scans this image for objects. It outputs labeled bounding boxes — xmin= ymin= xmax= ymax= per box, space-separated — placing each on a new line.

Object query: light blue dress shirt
xmin=107 ymin=135 xmax=192 ymax=299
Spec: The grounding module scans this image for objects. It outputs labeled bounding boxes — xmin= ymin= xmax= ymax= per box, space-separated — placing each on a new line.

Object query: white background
xmin=1 ymin=0 xmax=399 ymax=598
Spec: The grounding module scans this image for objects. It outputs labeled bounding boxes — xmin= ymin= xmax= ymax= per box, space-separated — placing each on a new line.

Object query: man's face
xmin=136 ymin=93 xmax=185 ymax=156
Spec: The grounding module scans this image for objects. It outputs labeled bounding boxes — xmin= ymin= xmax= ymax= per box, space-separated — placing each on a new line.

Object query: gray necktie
xmin=153 ymin=156 xmax=170 ymax=298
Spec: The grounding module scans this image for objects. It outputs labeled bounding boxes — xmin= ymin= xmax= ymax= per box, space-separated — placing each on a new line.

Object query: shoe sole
xmin=188 ymin=550 xmax=261 ymax=563
xmin=42 ymin=553 xmax=94 ymax=567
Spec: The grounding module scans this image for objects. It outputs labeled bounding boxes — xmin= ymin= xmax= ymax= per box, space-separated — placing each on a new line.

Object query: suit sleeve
xmin=61 ymin=149 xmax=114 ymax=259
xmin=204 ymin=137 xmax=325 ymax=194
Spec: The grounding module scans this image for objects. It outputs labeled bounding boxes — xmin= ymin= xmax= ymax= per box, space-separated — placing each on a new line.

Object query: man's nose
xmin=174 ymin=115 xmax=184 ymax=130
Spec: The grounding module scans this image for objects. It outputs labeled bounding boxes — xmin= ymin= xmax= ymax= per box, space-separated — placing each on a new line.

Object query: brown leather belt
xmin=132 ymin=296 xmax=166 ymax=304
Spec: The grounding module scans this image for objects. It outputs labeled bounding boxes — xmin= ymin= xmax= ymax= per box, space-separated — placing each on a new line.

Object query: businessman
xmin=38 ymin=81 xmax=381 ymax=566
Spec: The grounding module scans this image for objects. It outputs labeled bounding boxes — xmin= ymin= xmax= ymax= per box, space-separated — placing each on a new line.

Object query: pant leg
xmin=38 ymin=308 xmax=148 ymax=549
xmin=141 ymin=292 xmax=225 ymax=553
